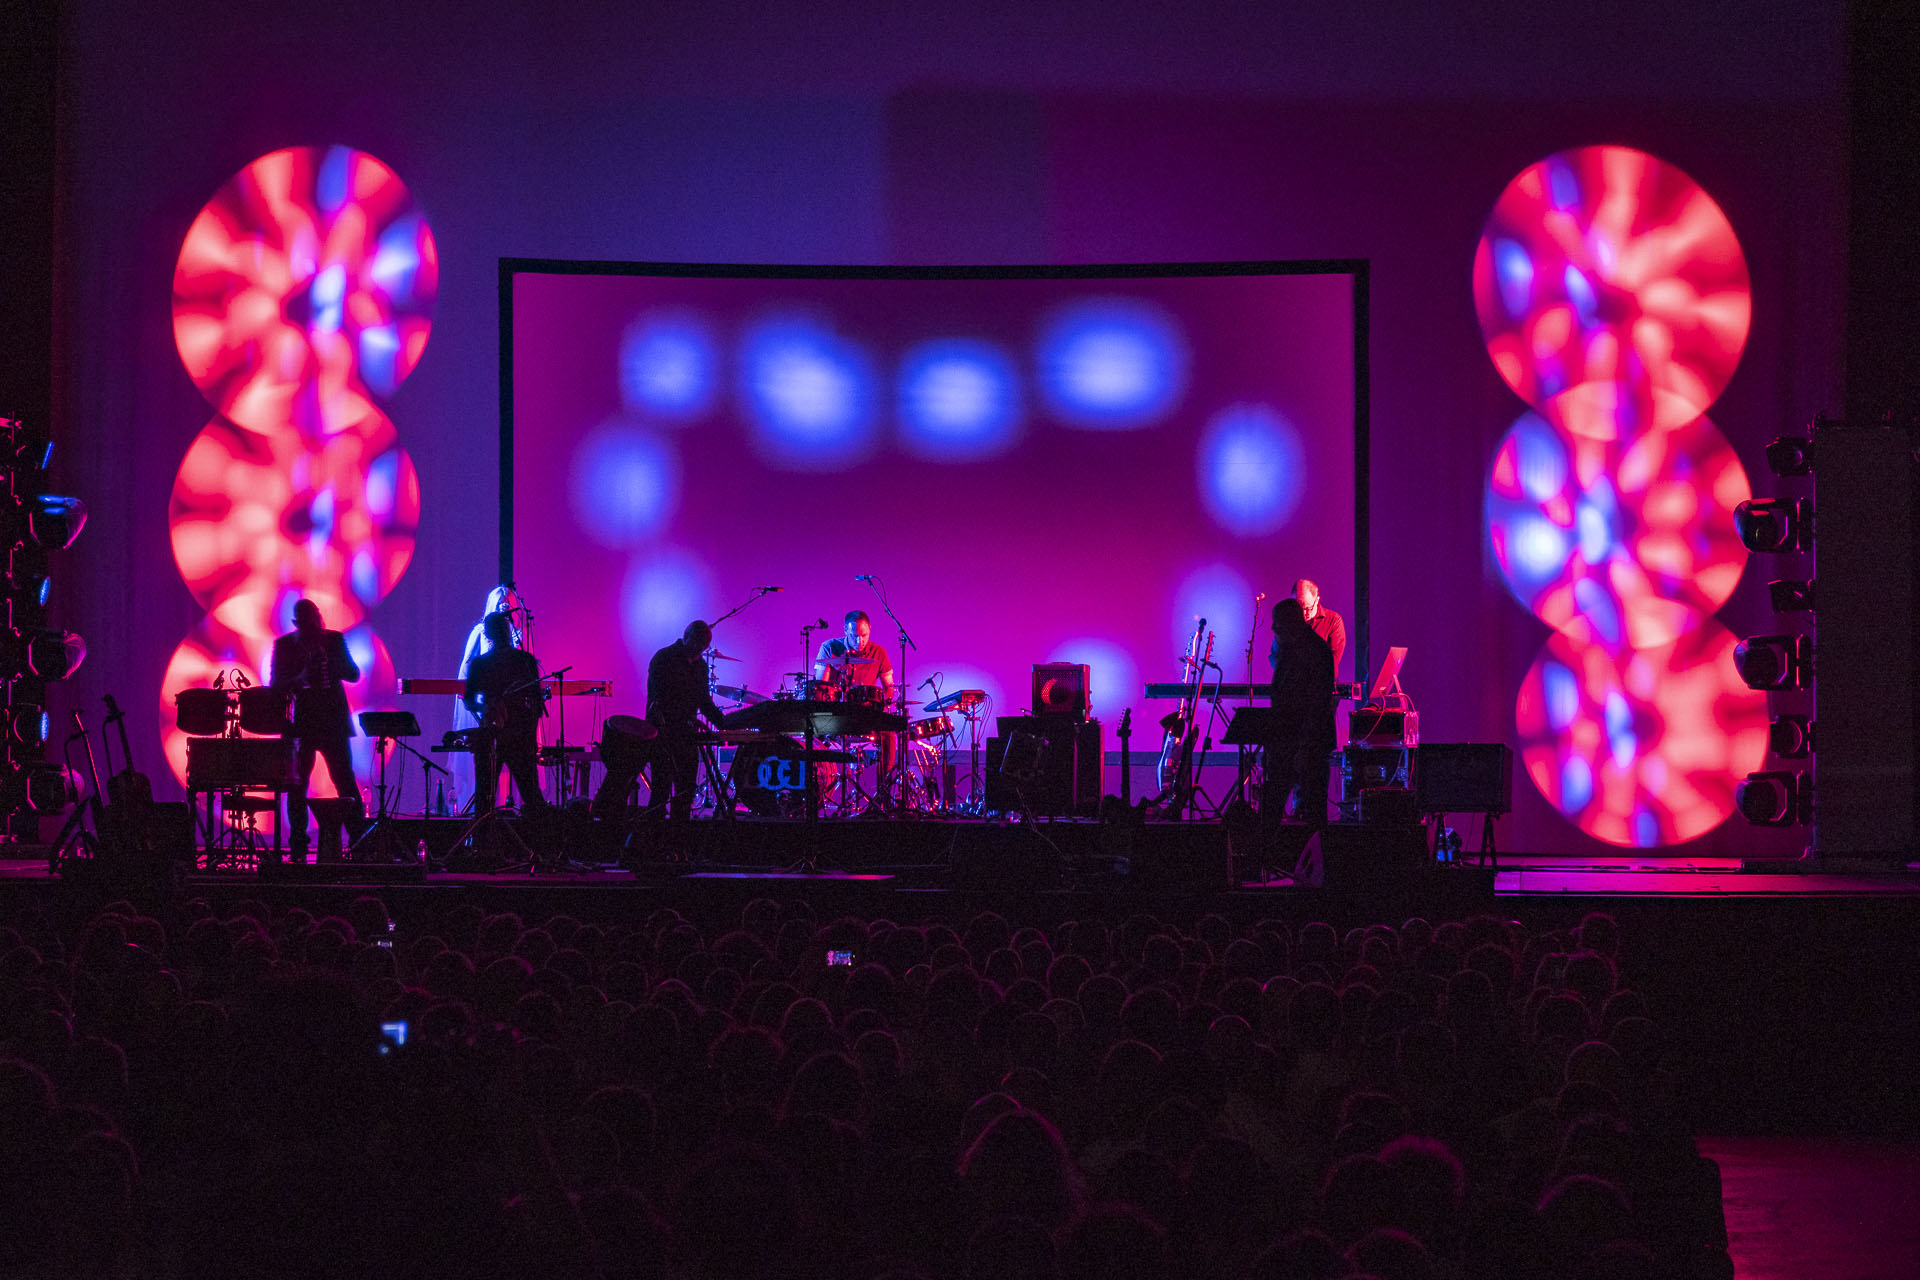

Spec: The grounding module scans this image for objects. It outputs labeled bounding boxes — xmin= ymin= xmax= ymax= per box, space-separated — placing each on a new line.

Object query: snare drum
xmin=790 ymin=674 xmax=840 ymax=702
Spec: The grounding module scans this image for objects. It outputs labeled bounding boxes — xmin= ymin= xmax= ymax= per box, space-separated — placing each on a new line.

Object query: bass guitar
xmin=1154 ymin=618 xmax=1212 ymax=813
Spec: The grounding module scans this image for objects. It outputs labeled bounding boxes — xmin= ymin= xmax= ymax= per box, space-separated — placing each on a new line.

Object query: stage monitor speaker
xmin=1414 ymin=743 xmax=1513 ymax=814
xmin=986 ymin=717 xmax=1102 ymax=816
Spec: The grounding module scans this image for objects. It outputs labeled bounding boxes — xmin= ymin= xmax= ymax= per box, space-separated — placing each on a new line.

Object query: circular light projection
xmin=1197 ymin=403 xmax=1305 ymax=537
xmin=1473 ymin=145 xmax=1750 ymax=438
xmin=1036 ymin=298 xmax=1189 ymax=430
xmin=897 ymin=338 xmax=1023 ymax=462
xmin=169 ymin=414 xmax=420 ymax=613
xmin=620 ymin=310 xmax=718 ymax=421
xmin=620 ymin=547 xmax=718 ymax=663
xmin=1514 ymin=616 xmax=1769 ymax=847
xmin=1046 ymin=637 xmax=1140 ymax=722
xmin=739 ymin=314 xmax=878 ymax=471
xmin=173 ymin=146 xmax=439 ymax=437
xmin=569 ymin=423 xmax=681 ymax=548
xmin=1169 ymin=563 xmax=1255 ymax=661
xmin=1487 ymin=410 xmax=1751 ymax=649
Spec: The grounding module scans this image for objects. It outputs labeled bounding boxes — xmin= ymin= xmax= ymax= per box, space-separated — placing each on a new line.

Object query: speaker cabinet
xmin=1414 ymin=743 xmax=1513 ymax=814
xmin=986 ymin=717 xmax=1102 ymax=816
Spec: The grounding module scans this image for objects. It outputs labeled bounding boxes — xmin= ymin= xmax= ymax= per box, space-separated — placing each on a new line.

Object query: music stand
xmin=351 ymin=711 xmax=445 ymax=862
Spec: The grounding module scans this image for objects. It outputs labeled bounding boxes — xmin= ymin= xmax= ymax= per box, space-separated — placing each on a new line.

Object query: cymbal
xmin=714 ymin=684 xmax=770 ymax=705
xmin=817 ymin=652 xmax=869 ymax=667
xmin=707 ymin=649 xmax=742 ymax=662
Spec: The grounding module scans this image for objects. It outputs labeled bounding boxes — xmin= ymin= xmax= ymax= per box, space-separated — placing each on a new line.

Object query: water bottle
xmin=416 ymin=838 xmax=429 ymax=864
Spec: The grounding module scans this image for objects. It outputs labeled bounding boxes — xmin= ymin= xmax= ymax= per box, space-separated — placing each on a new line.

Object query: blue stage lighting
xmin=570 ymin=426 xmax=681 ymax=548
xmin=1197 ymin=404 xmax=1304 ymax=536
xmin=740 ymin=315 xmax=877 ymax=470
xmin=621 ymin=311 xmax=718 ymax=421
xmin=1036 ymin=298 xmax=1187 ymax=430
xmin=898 ymin=339 xmax=1021 ymax=461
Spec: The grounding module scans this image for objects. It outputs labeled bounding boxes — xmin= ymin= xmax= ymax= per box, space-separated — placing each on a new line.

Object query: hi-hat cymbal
xmin=714 ymin=684 xmax=769 ymax=705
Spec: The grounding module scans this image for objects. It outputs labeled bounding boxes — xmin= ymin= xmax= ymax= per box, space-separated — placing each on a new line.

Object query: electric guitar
xmin=1154 ymin=618 xmax=1214 ymax=815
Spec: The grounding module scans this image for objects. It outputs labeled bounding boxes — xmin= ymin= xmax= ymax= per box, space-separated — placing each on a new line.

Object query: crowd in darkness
xmin=0 ymin=892 xmax=1731 ymax=1279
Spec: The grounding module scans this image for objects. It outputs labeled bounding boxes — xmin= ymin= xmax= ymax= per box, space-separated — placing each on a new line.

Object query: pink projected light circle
xmin=1474 ymin=145 xmax=1751 ymax=439
xmin=1515 ymin=617 xmax=1770 ymax=847
xmin=1486 ymin=409 xmax=1752 ymax=649
xmin=169 ymin=414 xmax=421 ymax=613
xmin=172 ymin=145 xmax=439 ymax=437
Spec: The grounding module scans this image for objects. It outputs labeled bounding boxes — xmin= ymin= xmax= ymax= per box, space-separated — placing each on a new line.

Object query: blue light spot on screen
xmin=1604 ymin=691 xmax=1636 ymax=769
xmin=1197 ymin=404 xmax=1304 ymax=537
xmin=365 ymin=450 xmax=398 ymax=521
xmin=1048 ymin=638 xmax=1139 ymax=720
xmin=350 ymin=550 xmax=380 ymax=602
xmin=1547 ymin=159 xmax=1581 ymax=211
xmin=369 ymin=217 xmax=425 ymax=303
xmin=358 ymin=326 xmax=400 ymax=395
xmin=1544 ymin=663 xmax=1580 ymax=731
xmin=1563 ymin=265 xmax=1598 ymax=326
xmin=1037 ymin=298 xmax=1188 ymax=429
xmin=898 ymin=338 xmax=1022 ymax=461
xmin=1632 ymin=809 xmax=1660 ymax=847
xmin=1561 ymin=756 xmax=1594 ymax=811
xmin=310 ymin=265 xmax=346 ymax=334
xmin=1170 ymin=563 xmax=1253 ymax=659
xmin=569 ymin=424 xmax=681 ymax=548
xmin=620 ymin=312 xmax=718 ymax=422
xmin=1494 ymin=240 xmax=1534 ymax=316
xmin=1571 ymin=579 xmax=1622 ymax=648
xmin=1512 ymin=518 xmax=1570 ymax=579
xmin=1514 ymin=414 xmax=1568 ymax=501
xmin=621 ymin=549 xmax=715 ymax=661
xmin=740 ymin=315 xmax=878 ymax=470
xmin=316 ymin=147 xmax=352 ymax=214
xmin=1576 ymin=478 xmax=1619 ymax=563
xmin=345 ymin=627 xmax=376 ymax=672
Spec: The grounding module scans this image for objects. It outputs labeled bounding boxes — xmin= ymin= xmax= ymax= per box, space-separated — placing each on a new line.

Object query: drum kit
xmin=700 ymin=648 xmax=984 ymax=817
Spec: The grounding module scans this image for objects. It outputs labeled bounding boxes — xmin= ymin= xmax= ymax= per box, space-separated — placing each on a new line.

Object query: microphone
xmin=918 ymin=675 xmax=937 ymax=691
xmin=854 ymin=573 xmax=874 ymax=581
xmin=1255 ymin=591 xmax=1267 ymax=602
xmin=760 ymin=586 xmax=783 ymax=593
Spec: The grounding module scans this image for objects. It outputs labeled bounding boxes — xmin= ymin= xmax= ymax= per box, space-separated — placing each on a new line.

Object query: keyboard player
xmin=638 ymin=620 xmax=725 ymax=822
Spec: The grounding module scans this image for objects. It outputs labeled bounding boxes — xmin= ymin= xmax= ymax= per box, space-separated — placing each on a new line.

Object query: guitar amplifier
xmin=186 ymin=736 xmax=296 ymax=790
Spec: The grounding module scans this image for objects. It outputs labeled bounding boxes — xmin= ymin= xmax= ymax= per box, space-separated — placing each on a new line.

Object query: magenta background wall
xmin=49 ymin=0 xmax=1849 ymax=854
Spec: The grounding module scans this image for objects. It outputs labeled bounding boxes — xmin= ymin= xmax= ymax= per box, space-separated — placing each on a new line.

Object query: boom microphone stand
xmin=860 ymin=574 xmax=917 ymax=813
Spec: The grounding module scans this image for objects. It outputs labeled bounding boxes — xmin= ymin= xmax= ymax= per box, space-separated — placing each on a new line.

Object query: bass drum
xmin=729 ymin=737 xmax=822 ymax=817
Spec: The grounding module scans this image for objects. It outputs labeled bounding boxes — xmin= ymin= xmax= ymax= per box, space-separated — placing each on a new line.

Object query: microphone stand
xmin=712 ymin=584 xmax=780 ymax=628
xmin=863 ymin=575 xmax=917 ymax=813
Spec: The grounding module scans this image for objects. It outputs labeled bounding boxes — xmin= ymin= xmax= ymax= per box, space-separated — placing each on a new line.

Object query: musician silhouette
xmin=462 ymin=612 xmax=549 ymax=814
xmin=450 ymin=585 xmax=523 ymax=809
xmin=644 ymin=620 xmax=724 ymax=822
xmin=1263 ymin=597 xmax=1336 ymax=827
xmin=269 ymin=598 xmax=363 ymax=858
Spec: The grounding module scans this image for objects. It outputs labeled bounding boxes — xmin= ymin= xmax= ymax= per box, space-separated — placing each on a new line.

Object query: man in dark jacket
xmin=1263 ymin=597 xmax=1336 ymax=827
xmin=645 ymin=620 xmax=724 ymax=821
xmin=270 ymin=598 xmax=362 ymax=857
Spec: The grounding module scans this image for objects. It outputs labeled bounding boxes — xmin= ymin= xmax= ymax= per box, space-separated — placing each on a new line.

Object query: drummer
xmin=815 ymin=610 xmax=897 ymax=777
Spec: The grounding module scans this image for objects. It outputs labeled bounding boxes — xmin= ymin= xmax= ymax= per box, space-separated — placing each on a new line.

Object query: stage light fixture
xmin=0 ymin=628 xmax=87 ymax=681
xmin=1734 ymin=498 xmax=1811 ymax=554
xmin=5 ymin=704 xmax=49 ymax=748
xmin=1766 ymin=579 xmax=1815 ymax=612
xmin=21 ymin=495 xmax=87 ymax=551
xmin=1767 ymin=714 xmax=1813 ymax=758
xmin=0 ymin=762 xmax=68 ymax=814
xmin=1732 ymin=634 xmax=1811 ymax=691
xmin=1736 ymin=770 xmax=1810 ymax=826
xmin=1763 ymin=435 xmax=1815 ymax=477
